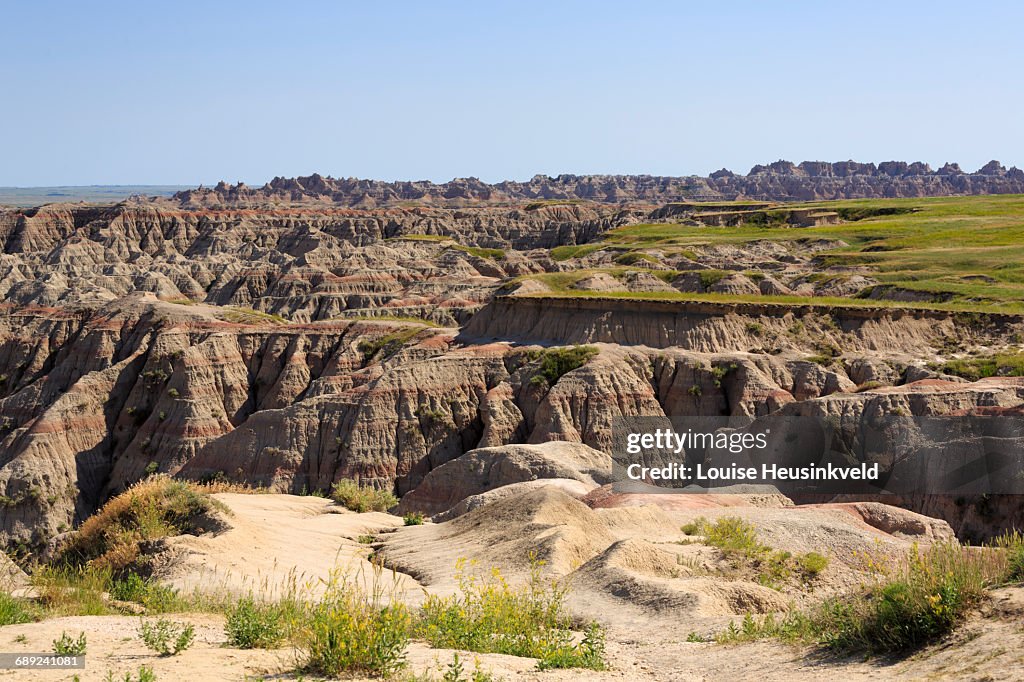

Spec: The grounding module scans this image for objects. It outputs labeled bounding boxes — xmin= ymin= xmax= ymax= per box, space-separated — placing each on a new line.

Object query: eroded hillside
xmin=2 ymin=191 xmax=1024 ymax=557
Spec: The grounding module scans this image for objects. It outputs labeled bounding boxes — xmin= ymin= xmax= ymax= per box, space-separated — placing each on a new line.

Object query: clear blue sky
xmin=1 ymin=0 xmax=1021 ymax=186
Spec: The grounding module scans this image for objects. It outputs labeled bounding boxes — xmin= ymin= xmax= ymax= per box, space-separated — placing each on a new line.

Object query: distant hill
xmin=0 ymin=185 xmax=190 ymax=207
xmin=170 ymin=161 xmax=1024 ymax=208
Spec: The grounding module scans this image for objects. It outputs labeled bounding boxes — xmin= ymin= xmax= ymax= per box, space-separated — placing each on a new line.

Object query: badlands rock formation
xmin=169 ymin=160 xmax=1024 ymax=206
xmin=2 ymin=180 xmax=1023 ymax=558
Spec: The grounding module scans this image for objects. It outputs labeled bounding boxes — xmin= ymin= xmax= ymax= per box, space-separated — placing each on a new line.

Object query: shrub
xmin=224 ymin=598 xmax=288 ymax=649
xmin=797 ymin=552 xmax=830 ymax=578
xmin=53 ymin=631 xmax=87 ymax=655
xmin=330 ymin=480 xmax=397 ymax=513
xmin=59 ymin=477 xmax=225 ymax=572
xmin=403 ymin=512 xmax=425 ymax=526
xmin=296 ymin=571 xmax=411 ymax=677
xmin=701 ymin=517 xmax=762 ymax=557
xmin=417 ymin=557 xmax=606 ymax=670
xmin=528 ymin=346 xmax=599 ymax=386
xmin=138 ymin=618 xmax=195 ymax=656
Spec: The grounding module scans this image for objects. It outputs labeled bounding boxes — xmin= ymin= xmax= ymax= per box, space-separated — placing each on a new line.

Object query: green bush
xmin=138 ymin=618 xmax=195 ymax=656
xmin=403 ymin=512 xmax=425 ymax=526
xmin=528 ymin=346 xmax=599 ymax=387
xmin=330 ymin=480 xmax=397 ymax=513
xmin=296 ymin=577 xmax=411 ymax=677
xmin=224 ymin=598 xmax=288 ymax=649
xmin=798 ymin=552 xmax=829 ymax=578
xmin=53 ymin=631 xmax=87 ymax=655
xmin=417 ymin=557 xmax=606 ymax=670
xmin=701 ymin=517 xmax=762 ymax=557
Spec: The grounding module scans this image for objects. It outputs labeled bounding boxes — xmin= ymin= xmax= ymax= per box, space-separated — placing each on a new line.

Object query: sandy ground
xmin=153 ymin=493 xmax=423 ymax=602
xmin=4 ymin=493 xmax=1022 ymax=681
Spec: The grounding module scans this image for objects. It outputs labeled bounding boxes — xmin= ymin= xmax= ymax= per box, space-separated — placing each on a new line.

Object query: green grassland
xmin=538 ymin=195 xmax=1024 ymax=314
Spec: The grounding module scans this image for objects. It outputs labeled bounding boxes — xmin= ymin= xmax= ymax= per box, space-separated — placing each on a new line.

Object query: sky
xmin=1 ymin=0 xmax=1022 ymax=186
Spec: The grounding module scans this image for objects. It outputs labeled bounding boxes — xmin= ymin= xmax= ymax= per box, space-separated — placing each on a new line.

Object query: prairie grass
xmin=719 ymin=534 xmax=1024 ymax=654
xmin=346 ymin=314 xmax=441 ymax=327
xmin=934 ymin=351 xmax=1024 ymax=380
xmin=33 ymin=565 xmax=114 ymax=616
xmin=531 ymin=195 xmax=1024 ymax=313
xmin=357 ymin=328 xmax=423 ymax=362
xmin=58 ymin=476 xmax=226 ymax=572
xmin=417 ymin=557 xmax=606 ymax=670
xmin=220 ymin=307 xmax=288 ymax=325
xmin=682 ymin=517 xmax=829 ymax=587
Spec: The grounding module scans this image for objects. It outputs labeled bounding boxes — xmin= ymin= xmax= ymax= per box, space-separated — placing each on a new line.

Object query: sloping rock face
xmin=394 ymin=442 xmax=611 ymax=516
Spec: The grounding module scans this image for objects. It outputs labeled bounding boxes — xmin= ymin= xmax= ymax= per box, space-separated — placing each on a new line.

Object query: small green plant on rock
xmin=53 ymin=631 xmax=87 ymax=655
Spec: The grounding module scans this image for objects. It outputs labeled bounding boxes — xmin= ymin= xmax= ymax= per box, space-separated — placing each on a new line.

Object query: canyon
xmin=2 ymin=176 xmax=1023 ymax=558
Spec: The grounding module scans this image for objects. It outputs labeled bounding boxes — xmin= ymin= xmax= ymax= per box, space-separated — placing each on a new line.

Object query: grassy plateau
xmin=536 ymin=195 xmax=1024 ymax=314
